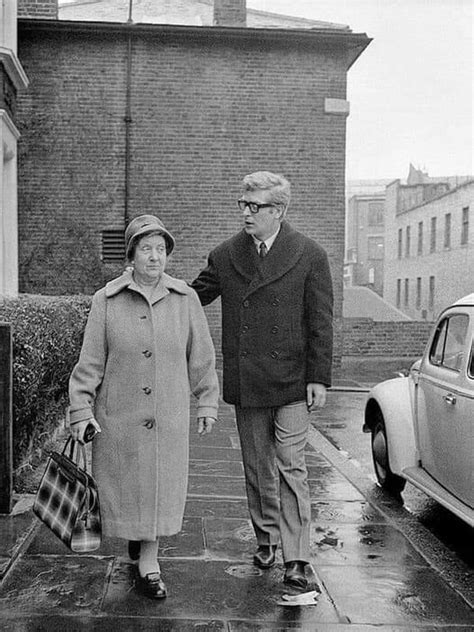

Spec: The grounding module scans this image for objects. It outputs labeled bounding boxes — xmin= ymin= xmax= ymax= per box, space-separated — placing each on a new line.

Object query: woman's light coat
xmin=69 ymin=271 xmax=219 ymax=539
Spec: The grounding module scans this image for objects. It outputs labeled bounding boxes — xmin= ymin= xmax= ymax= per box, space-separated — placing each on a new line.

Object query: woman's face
xmin=132 ymin=233 xmax=167 ymax=284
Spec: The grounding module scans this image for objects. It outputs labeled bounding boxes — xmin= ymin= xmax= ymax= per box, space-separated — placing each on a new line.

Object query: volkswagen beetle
xmin=363 ymin=293 xmax=474 ymax=527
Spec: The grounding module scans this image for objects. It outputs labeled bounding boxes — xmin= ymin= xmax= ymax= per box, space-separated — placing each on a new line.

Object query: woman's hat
xmin=125 ymin=215 xmax=175 ymax=259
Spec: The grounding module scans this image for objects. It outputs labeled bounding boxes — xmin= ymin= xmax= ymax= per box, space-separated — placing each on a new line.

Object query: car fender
xmin=365 ymin=377 xmax=418 ymax=475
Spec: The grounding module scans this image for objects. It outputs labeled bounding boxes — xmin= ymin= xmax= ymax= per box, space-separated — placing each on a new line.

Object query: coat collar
xmin=105 ymin=270 xmax=189 ymax=300
xmin=229 ymin=220 xmax=305 ymax=296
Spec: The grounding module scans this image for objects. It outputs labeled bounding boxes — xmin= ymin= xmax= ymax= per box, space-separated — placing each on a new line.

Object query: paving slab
xmin=189 ymin=458 xmax=245 ymax=478
xmin=307 ymin=475 xmax=364 ymax=502
xmin=0 ymin=615 xmax=228 ymax=631
xmin=0 ymin=556 xmax=111 ymax=616
xmin=184 ymin=498 xmax=251 ymax=520
xmin=191 ymin=425 xmax=240 ymax=450
xmin=310 ymin=500 xmax=386 ymax=524
xmin=27 ymin=516 xmax=207 ymax=559
xmin=309 ymin=522 xmax=428 ymax=567
xmin=317 ymin=565 xmax=474 ymax=626
xmin=102 ymin=559 xmax=341 ymax=625
xmin=188 ymin=474 xmax=248 ymax=498
xmin=228 ymin=623 xmax=474 ymax=631
xmin=190 ymin=446 xmax=244 ymax=461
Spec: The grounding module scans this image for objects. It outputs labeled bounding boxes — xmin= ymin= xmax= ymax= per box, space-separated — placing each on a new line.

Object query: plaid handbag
xmin=33 ymin=437 xmax=101 ymax=552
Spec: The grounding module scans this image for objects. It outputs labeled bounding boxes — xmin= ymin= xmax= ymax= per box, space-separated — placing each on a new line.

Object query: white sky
xmin=249 ymin=0 xmax=473 ymax=181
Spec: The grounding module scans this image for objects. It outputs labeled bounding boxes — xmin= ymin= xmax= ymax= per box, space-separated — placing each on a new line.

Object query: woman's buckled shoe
xmin=136 ymin=571 xmax=167 ymax=599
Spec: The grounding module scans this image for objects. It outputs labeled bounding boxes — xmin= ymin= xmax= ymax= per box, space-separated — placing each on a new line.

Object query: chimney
xmin=17 ymin=0 xmax=58 ymax=19
xmin=214 ymin=0 xmax=247 ymax=27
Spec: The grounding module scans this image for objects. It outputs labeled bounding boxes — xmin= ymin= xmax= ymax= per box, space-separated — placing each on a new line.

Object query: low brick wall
xmin=342 ymin=318 xmax=434 ymax=357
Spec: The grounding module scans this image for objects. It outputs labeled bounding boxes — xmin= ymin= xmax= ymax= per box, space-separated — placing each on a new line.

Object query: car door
xmin=415 ymin=310 xmax=474 ymax=508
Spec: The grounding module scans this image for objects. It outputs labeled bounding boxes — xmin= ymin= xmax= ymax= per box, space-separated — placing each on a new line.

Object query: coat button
xmin=242 ymin=300 xmax=250 ymax=308
xmin=142 ymin=350 xmax=152 ymax=358
xmin=271 ymin=326 xmax=279 ymax=334
xmin=142 ymin=387 xmax=152 ymax=394
xmin=241 ymin=325 xmax=249 ymax=334
xmin=271 ymin=298 xmax=280 ymax=306
xmin=143 ymin=419 xmax=155 ymax=429
xmin=270 ymin=350 xmax=279 ymax=359
xmin=240 ymin=351 xmax=248 ymax=358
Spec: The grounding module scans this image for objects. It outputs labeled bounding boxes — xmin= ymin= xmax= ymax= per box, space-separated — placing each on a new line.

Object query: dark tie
xmin=259 ymin=242 xmax=268 ymax=259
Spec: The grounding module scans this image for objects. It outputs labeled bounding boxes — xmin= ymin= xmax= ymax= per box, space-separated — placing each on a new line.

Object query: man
xmin=191 ymin=171 xmax=333 ymax=590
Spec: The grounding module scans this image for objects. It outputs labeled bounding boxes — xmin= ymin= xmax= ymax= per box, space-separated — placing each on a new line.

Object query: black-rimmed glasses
xmin=238 ymin=200 xmax=275 ymax=214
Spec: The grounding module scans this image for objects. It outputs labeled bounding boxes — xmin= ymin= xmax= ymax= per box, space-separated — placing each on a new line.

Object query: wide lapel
xmin=244 ymin=221 xmax=305 ymax=297
xmin=229 ymin=229 xmax=260 ymax=282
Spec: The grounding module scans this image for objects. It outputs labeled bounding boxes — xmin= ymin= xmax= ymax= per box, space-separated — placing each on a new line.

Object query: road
xmin=311 ymin=390 xmax=474 ymax=569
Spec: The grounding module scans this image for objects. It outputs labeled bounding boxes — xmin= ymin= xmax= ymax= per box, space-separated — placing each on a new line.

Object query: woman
xmin=68 ymin=215 xmax=219 ymax=599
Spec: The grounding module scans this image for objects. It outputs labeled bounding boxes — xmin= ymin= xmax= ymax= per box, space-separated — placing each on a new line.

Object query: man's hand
xmin=306 ymin=383 xmax=327 ymax=412
xmin=197 ymin=417 xmax=216 ymax=435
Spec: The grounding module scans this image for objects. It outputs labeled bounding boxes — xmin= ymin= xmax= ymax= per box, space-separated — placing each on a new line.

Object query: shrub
xmin=0 ymin=294 xmax=92 ymax=481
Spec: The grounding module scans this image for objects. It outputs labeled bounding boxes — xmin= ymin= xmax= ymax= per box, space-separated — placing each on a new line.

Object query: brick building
xmin=384 ymin=175 xmax=474 ymax=320
xmin=14 ymin=0 xmax=370 ymax=368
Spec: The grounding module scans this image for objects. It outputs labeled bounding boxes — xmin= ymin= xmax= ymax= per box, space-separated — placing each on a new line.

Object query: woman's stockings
xmin=138 ymin=538 xmax=160 ymax=577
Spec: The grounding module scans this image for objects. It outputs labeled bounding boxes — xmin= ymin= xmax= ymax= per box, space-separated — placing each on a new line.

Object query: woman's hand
xmin=197 ymin=417 xmax=216 ymax=435
xmin=69 ymin=419 xmax=90 ymax=443
xmin=68 ymin=417 xmax=100 ymax=443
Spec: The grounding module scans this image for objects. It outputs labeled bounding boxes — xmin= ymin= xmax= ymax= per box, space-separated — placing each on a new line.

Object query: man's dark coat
xmin=192 ymin=220 xmax=333 ymax=407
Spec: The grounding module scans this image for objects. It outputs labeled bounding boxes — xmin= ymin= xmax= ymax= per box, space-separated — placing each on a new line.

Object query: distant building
xmin=345 ymin=192 xmax=385 ymax=295
xmin=384 ymin=171 xmax=474 ymax=320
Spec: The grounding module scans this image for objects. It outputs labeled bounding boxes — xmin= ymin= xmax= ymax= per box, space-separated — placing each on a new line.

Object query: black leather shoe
xmin=128 ymin=540 xmax=141 ymax=561
xmin=284 ymin=561 xmax=308 ymax=590
xmin=253 ymin=545 xmax=277 ymax=569
xmin=136 ymin=572 xmax=167 ymax=599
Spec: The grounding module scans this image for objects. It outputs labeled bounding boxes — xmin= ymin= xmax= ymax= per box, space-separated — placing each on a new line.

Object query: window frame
xmin=429 ymin=313 xmax=469 ymax=373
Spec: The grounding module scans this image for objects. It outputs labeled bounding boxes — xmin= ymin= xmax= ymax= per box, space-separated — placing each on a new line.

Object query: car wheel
xmin=371 ymin=413 xmax=406 ymax=495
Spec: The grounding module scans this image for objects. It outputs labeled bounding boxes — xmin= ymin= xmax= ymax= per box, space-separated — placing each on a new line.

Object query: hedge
xmin=0 ymin=294 xmax=92 ymax=478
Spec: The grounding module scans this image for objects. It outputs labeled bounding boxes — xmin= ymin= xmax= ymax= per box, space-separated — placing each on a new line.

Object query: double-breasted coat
xmin=68 ymin=271 xmax=219 ymax=540
xmin=191 ymin=220 xmax=333 ymax=407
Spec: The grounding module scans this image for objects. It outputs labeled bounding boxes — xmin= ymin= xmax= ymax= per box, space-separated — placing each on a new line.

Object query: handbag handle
xmin=63 ymin=436 xmax=88 ymax=472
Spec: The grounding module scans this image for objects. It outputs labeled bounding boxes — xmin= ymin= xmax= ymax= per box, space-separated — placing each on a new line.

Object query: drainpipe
xmin=124 ymin=0 xmax=133 ymax=225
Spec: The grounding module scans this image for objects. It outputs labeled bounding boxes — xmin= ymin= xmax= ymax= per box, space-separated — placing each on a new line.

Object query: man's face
xmin=240 ymin=188 xmax=282 ymax=242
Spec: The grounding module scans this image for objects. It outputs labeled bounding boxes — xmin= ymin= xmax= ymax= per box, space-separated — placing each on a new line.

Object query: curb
xmin=0 ymin=497 xmax=40 ymax=586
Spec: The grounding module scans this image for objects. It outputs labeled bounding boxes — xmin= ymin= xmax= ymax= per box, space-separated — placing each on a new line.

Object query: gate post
xmin=0 ymin=323 xmax=13 ymax=514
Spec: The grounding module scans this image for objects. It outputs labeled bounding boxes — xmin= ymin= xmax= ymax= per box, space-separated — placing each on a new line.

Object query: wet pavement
xmin=1 ymin=389 xmax=473 ymax=630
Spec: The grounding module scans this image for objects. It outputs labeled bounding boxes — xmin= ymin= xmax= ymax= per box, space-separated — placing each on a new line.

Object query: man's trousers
xmin=235 ymin=401 xmax=311 ymax=563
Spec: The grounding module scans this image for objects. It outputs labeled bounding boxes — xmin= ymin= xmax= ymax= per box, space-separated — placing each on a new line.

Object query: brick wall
xmin=17 ymin=24 xmax=352 ymax=367
xmin=18 ymin=0 xmax=58 ymax=19
xmin=343 ymin=318 xmax=434 ymax=356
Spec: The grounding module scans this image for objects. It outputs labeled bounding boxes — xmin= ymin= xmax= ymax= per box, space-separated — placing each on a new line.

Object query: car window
xmin=468 ymin=342 xmax=474 ymax=379
xmin=429 ymin=314 xmax=469 ymax=371
xmin=430 ymin=319 xmax=448 ymax=366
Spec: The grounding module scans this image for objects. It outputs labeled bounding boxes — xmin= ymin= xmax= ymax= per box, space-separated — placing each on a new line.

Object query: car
xmin=363 ymin=293 xmax=474 ymax=527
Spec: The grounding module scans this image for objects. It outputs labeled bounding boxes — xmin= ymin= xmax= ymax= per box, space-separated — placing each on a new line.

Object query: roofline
xmin=348 ymin=192 xmax=386 ymax=202
xmin=246 ymin=7 xmax=351 ymax=31
xmin=395 ymin=178 xmax=474 ymax=216
xmin=18 ymin=18 xmax=371 ymax=67
xmin=61 ymin=0 xmax=352 ymax=31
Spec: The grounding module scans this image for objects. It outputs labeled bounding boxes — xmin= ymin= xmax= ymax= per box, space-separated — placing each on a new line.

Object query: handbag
xmin=33 ymin=437 xmax=101 ymax=552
